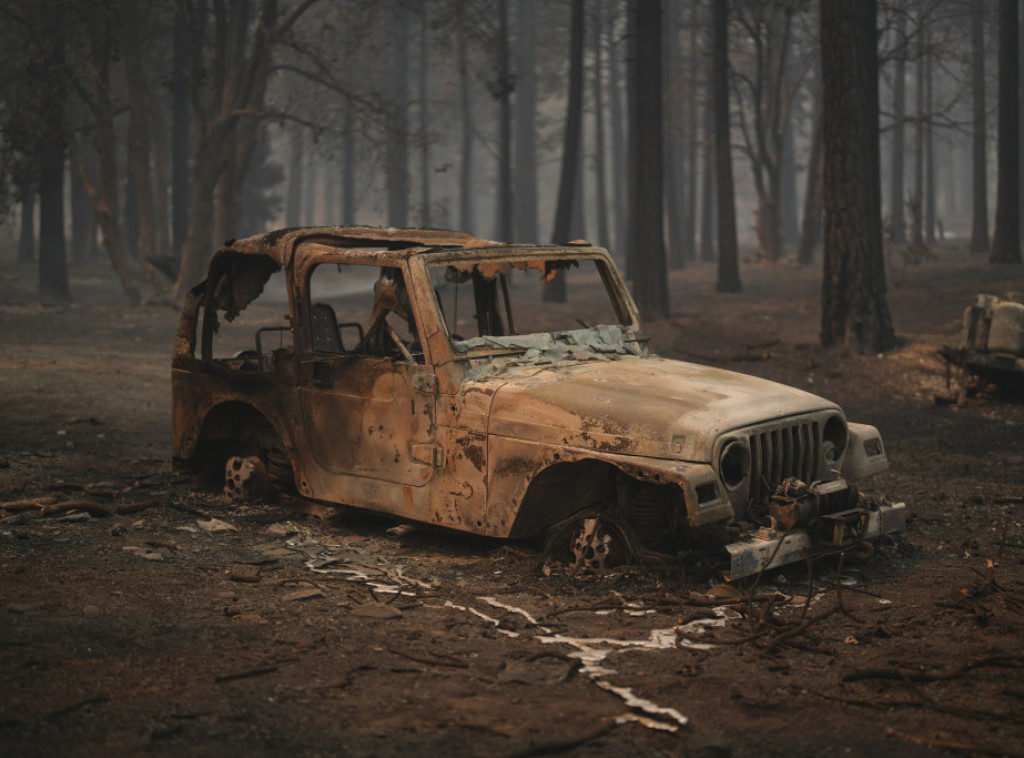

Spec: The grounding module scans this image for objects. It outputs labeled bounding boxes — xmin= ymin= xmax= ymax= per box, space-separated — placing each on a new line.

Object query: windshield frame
xmin=414 ymin=245 xmax=642 ymax=360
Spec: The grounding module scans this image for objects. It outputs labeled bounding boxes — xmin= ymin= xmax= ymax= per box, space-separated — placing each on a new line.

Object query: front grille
xmin=748 ymin=421 xmax=821 ymax=506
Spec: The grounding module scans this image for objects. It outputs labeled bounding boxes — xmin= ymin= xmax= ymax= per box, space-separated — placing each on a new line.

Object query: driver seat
xmin=311 ymin=303 xmax=344 ymax=353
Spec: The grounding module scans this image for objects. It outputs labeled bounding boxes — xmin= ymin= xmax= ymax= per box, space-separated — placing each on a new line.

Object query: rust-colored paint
xmin=172 ymin=225 xmax=898 ymax=569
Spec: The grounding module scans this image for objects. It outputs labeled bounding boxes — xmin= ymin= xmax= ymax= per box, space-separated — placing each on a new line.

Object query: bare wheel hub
xmin=570 ymin=517 xmax=620 ymax=571
xmin=224 ymin=455 xmax=268 ymax=502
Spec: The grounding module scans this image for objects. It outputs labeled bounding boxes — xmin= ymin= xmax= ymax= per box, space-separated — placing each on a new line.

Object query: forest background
xmin=1 ymin=0 xmax=1022 ymax=351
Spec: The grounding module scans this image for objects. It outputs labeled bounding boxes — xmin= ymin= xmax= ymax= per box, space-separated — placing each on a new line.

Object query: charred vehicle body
xmin=172 ymin=227 xmax=904 ymax=578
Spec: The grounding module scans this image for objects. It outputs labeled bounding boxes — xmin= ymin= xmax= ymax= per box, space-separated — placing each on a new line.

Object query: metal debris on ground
xmin=437 ymin=595 xmax=735 ymax=733
xmin=197 ymin=518 xmax=239 ymax=533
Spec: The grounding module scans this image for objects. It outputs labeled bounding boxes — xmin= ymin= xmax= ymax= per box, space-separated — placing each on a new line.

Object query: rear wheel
xmin=223 ymin=434 xmax=294 ymax=502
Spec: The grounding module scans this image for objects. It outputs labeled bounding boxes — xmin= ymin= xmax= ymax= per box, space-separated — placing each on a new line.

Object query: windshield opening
xmin=428 ymin=256 xmax=641 ymax=364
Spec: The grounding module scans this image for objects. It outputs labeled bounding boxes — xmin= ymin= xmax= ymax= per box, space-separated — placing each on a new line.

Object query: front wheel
xmin=545 ymin=511 xmax=640 ymax=572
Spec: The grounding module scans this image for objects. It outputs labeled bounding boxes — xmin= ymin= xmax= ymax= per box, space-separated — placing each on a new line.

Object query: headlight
xmin=718 ymin=438 xmax=750 ymax=490
xmin=822 ymin=415 xmax=848 ymax=465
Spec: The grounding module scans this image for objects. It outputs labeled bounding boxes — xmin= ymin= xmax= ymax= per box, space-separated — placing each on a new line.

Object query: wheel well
xmin=508 ymin=459 xmax=685 ymax=544
xmin=192 ymin=401 xmax=286 ymax=466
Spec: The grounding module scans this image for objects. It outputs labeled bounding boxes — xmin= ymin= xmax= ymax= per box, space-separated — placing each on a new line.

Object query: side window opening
xmin=203 ymin=256 xmax=291 ymax=371
xmin=308 ymin=263 xmax=424 ymax=364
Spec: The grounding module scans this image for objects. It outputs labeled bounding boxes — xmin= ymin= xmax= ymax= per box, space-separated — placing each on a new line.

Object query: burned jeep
xmin=172 ymin=226 xmax=904 ymax=578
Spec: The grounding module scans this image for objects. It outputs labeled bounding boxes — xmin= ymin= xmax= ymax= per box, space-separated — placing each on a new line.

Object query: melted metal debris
xmin=437 ymin=596 xmax=739 ymax=733
xmin=461 ymin=325 xmax=644 ymax=379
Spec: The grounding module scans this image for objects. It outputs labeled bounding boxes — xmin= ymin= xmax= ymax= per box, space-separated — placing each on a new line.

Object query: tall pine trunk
xmin=343 ymin=103 xmax=356 ymax=224
xmin=713 ymin=0 xmax=740 ymax=293
xmin=889 ymin=12 xmax=906 ymax=244
xmin=991 ymin=0 xmax=1021 ymax=264
xmin=38 ymin=140 xmax=71 ymax=302
xmin=286 ymin=127 xmax=303 ymax=227
xmin=387 ymin=4 xmax=410 ymax=227
xmin=171 ymin=0 xmax=191 ymax=255
xmin=457 ymin=4 xmax=475 ymax=233
xmin=592 ymin=0 xmax=609 ymax=247
xmin=546 ymin=0 xmax=585 ymax=303
xmin=514 ymin=0 xmax=539 ymax=241
xmin=419 ymin=5 xmax=431 ymax=227
xmin=70 ymin=132 xmax=97 ymax=263
xmin=969 ymin=0 xmax=989 ymax=251
xmin=495 ymin=0 xmax=513 ymax=241
xmin=820 ymin=0 xmax=894 ymax=353
xmin=700 ymin=50 xmax=717 ymax=263
xmin=798 ymin=74 xmax=824 ymax=265
xmin=630 ymin=0 xmax=670 ymax=317
xmin=924 ymin=29 xmax=935 ymax=244
xmin=681 ymin=1 xmax=698 ymax=262
xmin=124 ymin=19 xmax=156 ymax=270
xmin=18 ymin=190 xmax=36 ymax=263
xmin=911 ymin=18 xmax=924 ymax=246
xmin=664 ymin=0 xmax=685 ymax=269
xmin=608 ymin=2 xmax=627 ymax=254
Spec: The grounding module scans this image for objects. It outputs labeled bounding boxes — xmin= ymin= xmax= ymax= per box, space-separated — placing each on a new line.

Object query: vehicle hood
xmin=484 ymin=355 xmax=838 ymax=462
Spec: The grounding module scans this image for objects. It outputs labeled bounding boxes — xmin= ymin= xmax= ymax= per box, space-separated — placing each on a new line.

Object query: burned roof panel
xmin=223 ymin=226 xmax=502 ymax=265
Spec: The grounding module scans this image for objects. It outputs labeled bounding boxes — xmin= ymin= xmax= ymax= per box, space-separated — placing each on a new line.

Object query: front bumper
xmin=724 ymin=500 xmax=907 ymax=580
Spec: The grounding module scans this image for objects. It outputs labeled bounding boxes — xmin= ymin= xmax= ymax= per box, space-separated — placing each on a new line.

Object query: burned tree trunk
xmin=924 ymin=28 xmax=935 ymax=245
xmin=713 ymin=0 xmax=740 ymax=293
xmin=17 ymin=174 xmax=36 ymax=264
xmin=629 ymin=0 xmax=670 ymax=317
xmin=124 ymin=17 xmax=157 ymax=270
xmin=457 ymin=2 xmax=475 ymax=233
xmin=38 ymin=140 xmax=70 ymax=303
xmin=991 ymin=0 xmax=1021 ymax=264
xmin=546 ymin=0 xmax=585 ymax=303
xmin=911 ymin=19 xmax=924 ymax=248
xmin=682 ymin=0 xmax=699 ymax=262
xmin=387 ymin=4 xmax=410 ymax=228
xmin=890 ymin=11 xmax=907 ymax=244
xmin=820 ymin=0 xmax=894 ymax=353
xmin=700 ymin=71 xmax=716 ymax=263
xmin=171 ymin=0 xmax=191 ymax=255
xmin=592 ymin=0 xmax=609 ymax=247
xmin=343 ymin=102 xmax=356 ymax=224
xmin=70 ymin=138 xmax=97 ymax=264
xmin=495 ymin=0 xmax=513 ymax=242
xmin=419 ymin=5 xmax=431 ymax=228
xmin=608 ymin=1 xmax=627 ymax=253
xmin=969 ymin=0 xmax=988 ymax=253
xmin=286 ymin=127 xmax=303 ymax=227
xmin=797 ymin=94 xmax=823 ymax=265
xmin=37 ymin=24 xmax=70 ymax=302
xmin=664 ymin=0 xmax=685 ymax=269
xmin=514 ymin=0 xmax=538 ymax=241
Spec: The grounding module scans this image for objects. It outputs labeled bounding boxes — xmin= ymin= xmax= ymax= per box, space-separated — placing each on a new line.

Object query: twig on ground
xmin=885 ymin=727 xmax=1024 ymax=758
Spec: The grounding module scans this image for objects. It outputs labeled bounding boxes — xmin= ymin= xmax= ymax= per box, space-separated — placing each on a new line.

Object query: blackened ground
xmin=1 ymin=242 xmax=1022 ymax=758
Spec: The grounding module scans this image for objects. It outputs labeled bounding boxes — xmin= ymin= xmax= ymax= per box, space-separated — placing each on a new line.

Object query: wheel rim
xmin=570 ymin=517 xmax=626 ymax=571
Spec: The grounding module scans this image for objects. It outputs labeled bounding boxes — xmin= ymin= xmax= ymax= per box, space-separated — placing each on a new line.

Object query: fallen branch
xmin=214 ymin=665 xmax=278 ymax=683
xmin=40 ymin=500 xmax=115 ymax=517
xmin=843 ymin=654 xmax=1024 ymax=683
xmin=0 ymin=497 xmax=58 ymax=511
xmin=897 ymin=670 xmax=1024 ymax=725
xmin=387 ymin=647 xmax=469 ymax=669
xmin=115 ymin=499 xmax=159 ymax=515
xmin=45 ymin=695 xmax=110 ymax=721
xmin=885 ymin=727 xmax=1024 ymax=758
xmin=504 ymin=718 xmax=617 ymax=758
xmin=761 ymin=605 xmax=840 ymax=655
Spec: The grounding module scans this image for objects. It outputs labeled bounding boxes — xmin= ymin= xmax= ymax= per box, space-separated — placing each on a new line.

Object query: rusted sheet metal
xmin=172 ymin=226 xmax=898 ymax=572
